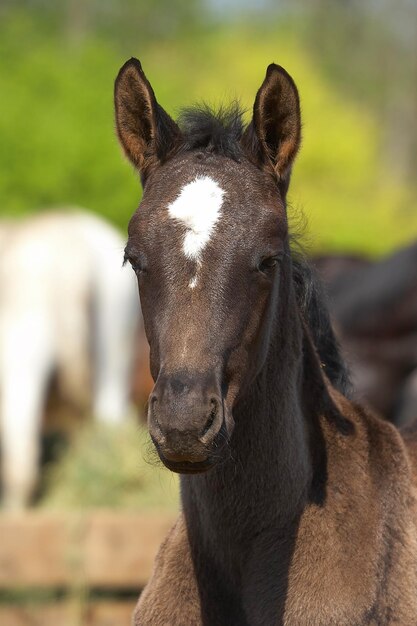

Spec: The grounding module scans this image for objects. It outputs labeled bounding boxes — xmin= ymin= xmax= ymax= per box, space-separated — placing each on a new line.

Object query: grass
xmin=39 ymin=417 xmax=179 ymax=511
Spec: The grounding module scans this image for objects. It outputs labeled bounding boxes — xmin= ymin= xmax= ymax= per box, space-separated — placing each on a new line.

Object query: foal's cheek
xmin=223 ymin=340 xmax=258 ymax=407
xmin=231 ymin=281 xmax=278 ymax=392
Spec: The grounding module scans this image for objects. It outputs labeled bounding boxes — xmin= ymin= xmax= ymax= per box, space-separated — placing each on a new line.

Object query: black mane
xmin=292 ymin=254 xmax=351 ymax=395
xmin=176 ymin=104 xmax=350 ymax=394
xmin=178 ymin=103 xmax=245 ymax=161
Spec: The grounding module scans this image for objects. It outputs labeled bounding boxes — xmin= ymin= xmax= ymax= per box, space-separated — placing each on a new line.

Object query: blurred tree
xmin=304 ymin=0 xmax=417 ymax=185
xmin=0 ymin=0 xmax=205 ymax=48
xmin=1 ymin=0 xmax=417 ymax=253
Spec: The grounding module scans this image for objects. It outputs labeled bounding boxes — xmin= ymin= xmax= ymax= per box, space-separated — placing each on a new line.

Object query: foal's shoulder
xmin=133 ymin=514 xmax=201 ymax=626
xmin=146 ymin=514 xmax=190 ymax=579
xmin=328 ymin=386 xmax=412 ymax=476
xmin=400 ymin=420 xmax=417 ymax=481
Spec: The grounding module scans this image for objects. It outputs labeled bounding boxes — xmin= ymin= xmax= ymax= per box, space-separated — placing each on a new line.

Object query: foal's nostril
xmin=200 ymin=398 xmax=219 ymax=438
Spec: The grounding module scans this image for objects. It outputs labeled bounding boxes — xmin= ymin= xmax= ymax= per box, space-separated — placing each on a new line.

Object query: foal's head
xmin=115 ymin=59 xmax=301 ymax=473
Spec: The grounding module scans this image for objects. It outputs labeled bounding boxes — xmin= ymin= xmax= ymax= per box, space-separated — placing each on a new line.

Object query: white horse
xmin=0 ymin=209 xmax=140 ymax=510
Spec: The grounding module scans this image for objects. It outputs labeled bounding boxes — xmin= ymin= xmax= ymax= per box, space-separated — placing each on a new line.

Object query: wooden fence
xmin=0 ymin=511 xmax=175 ymax=626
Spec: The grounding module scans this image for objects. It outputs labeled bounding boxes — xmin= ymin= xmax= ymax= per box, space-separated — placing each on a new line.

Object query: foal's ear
xmin=242 ymin=64 xmax=301 ymax=186
xmin=114 ymin=58 xmax=181 ymax=179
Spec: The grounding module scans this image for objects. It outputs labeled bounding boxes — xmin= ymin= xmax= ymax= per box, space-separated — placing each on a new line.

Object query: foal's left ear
xmin=114 ymin=58 xmax=181 ymax=180
xmin=242 ymin=64 xmax=301 ymax=186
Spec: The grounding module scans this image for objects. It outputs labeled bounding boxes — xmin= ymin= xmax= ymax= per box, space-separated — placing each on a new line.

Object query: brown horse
xmin=115 ymin=58 xmax=417 ymax=625
xmin=313 ymin=248 xmax=417 ymax=427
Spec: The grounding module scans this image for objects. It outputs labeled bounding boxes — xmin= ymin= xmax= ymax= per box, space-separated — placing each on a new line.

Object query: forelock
xmin=177 ymin=102 xmax=245 ymax=161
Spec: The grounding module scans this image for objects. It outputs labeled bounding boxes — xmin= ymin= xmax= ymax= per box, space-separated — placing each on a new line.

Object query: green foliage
xmin=0 ymin=11 xmax=139 ymax=233
xmin=1 ymin=7 xmax=417 ymax=256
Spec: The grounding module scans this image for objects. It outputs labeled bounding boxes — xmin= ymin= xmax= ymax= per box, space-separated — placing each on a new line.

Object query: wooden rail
xmin=0 ymin=511 xmax=175 ymax=589
xmin=0 ymin=601 xmax=136 ymax=626
xmin=0 ymin=511 xmax=176 ymax=626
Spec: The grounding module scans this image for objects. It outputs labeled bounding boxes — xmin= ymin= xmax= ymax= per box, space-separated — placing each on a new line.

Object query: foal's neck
xmin=181 ymin=279 xmax=315 ymax=556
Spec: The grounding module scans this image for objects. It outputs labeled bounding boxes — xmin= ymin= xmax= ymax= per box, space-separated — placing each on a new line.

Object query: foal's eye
xmin=123 ymin=252 xmax=146 ymax=275
xmin=130 ymin=260 xmax=147 ymax=275
xmin=257 ymin=256 xmax=280 ymax=274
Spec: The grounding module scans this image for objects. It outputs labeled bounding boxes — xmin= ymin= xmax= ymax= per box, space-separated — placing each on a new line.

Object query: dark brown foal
xmin=115 ymin=58 xmax=417 ymax=625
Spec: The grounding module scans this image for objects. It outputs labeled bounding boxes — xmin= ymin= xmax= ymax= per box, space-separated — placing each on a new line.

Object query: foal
xmin=115 ymin=59 xmax=417 ymax=625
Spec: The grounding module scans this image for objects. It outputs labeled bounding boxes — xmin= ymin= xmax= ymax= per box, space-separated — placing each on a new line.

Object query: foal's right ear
xmin=114 ymin=58 xmax=181 ymax=180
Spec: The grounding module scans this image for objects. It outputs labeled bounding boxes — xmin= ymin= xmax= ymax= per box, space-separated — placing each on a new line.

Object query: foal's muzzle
xmin=148 ymin=371 xmax=225 ymax=473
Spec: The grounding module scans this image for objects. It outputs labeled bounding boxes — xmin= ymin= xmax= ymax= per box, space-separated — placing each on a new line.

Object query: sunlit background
xmin=0 ymin=0 xmax=416 ymax=623
xmin=2 ymin=0 xmax=417 ymax=253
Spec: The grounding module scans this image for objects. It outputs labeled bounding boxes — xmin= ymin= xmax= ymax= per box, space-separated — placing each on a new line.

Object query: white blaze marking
xmin=188 ymin=275 xmax=198 ymax=289
xmin=168 ymin=176 xmax=225 ymax=288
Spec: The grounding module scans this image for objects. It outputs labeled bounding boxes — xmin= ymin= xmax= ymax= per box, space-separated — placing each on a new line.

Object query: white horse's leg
xmin=92 ymin=264 xmax=138 ymax=425
xmin=55 ymin=280 xmax=91 ymax=412
xmin=0 ymin=312 xmax=52 ymax=510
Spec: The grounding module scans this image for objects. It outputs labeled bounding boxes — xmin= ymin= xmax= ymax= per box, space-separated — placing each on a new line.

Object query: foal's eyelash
xmin=123 ymin=248 xmax=141 ymax=268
